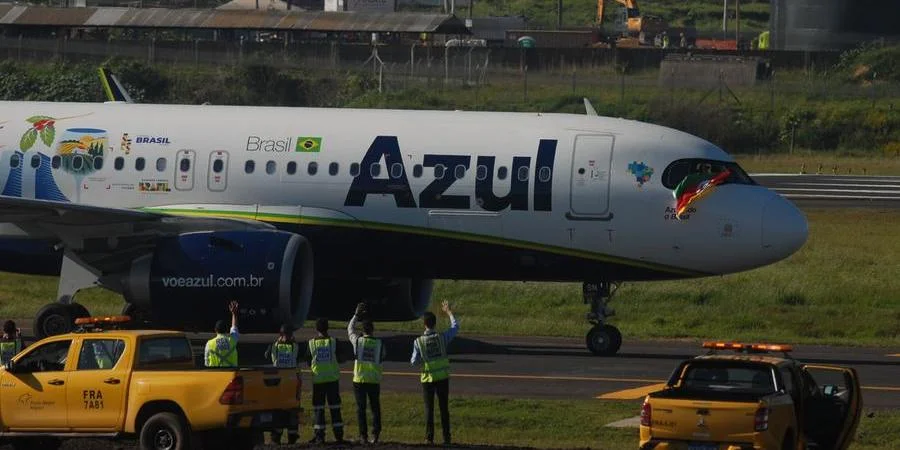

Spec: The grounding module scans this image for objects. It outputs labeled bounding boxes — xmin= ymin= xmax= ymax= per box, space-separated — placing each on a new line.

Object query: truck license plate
xmin=259 ymin=412 xmax=273 ymax=423
xmin=688 ymin=444 xmax=717 ymax=450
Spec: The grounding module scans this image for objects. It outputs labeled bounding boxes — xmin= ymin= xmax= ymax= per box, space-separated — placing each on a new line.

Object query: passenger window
xmin=329 ymin=162 xmax=339 ymax=176
xmin=30 ymin=154 xmax=40 ymax=169
xmin=136 ymin=337 xmax=193 ymax=367
xmin=244 ymin=160 xmax=255 ymax=174
xmin=114 ymin=157 xmax=124 ymax=171
xmin=476 ymin=165 xmax=488 ymax=181
xmin=497 ymin=166 xmax=508 ymax=180
xmin=73 ymin=155 xmax=84 ymax=171
xmin=77 ymin=339 xmax=125 ymax=371
xmin=180 ymin=158 xmax=191 ymax=172
xmin=454 ymin=165 xmax=466 ymax=180
xmin=93 ymin=157 xmax=103 ymax=171
xmin=156 ymin=157 xmax=166 ymax=172
xmin=779 ymin=367 xmax=795 ymax=395
xmin=213 ymin=159 xmax=224 ymax=173
xmin=52 ymin=155 xmax=61 ymax=169
xmin=538 ymin=166 xmax=551 ymax=182
xmin=135 ymin=157 xmax=146 ymax=171
xmin=391 ymin=163 xmax=404 ymax=179
xmin=413 ymin=164 xmax=423 ymax=178
xmin=266 ymin=160 xmax=277 ymax=175
xmin=287 ymin=161 xmax=297 ymax=175
xmin=434 ymin=164 xmax=446 ymax=179
xmin=308 ymin=162 xmax=318 ymax=176
xmin=370 ymin=164 xmax=381 ymax=177
xmin=16 ymin=340 xmax=71 ymax=372
xmin=517 ymin=166 xmax=529 ymax=181
xmin=9 ymin=153 xmax=20 ymax=168
xmin=350 ymin=163 xmax=360 ymax=177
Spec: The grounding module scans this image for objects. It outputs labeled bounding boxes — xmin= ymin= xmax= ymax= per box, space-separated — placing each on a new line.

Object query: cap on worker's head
xmin=280 ymin=323 xmax=293 ymax=336
xmin=2 ymin=320 xmax=15 ymax=335
xmin=214 ymin=319 xmax=228 ymax=334
xmin=423 ymin=311 xmax=436 ymax=328
xmin=315 ymin=318 xmax=329 ymax=334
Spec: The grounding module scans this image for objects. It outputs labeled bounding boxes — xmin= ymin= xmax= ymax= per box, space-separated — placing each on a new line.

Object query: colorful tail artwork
xmin=673 ymin=169 xmax=732 ymax=219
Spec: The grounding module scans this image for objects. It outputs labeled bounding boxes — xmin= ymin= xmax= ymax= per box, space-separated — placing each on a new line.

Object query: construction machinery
xmin=596 ymin=0 xmax=695 ymax=47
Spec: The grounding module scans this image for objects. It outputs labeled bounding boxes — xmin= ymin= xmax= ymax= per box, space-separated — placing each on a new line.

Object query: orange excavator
xmin=597 ymin=0 xmax=694 ymax=47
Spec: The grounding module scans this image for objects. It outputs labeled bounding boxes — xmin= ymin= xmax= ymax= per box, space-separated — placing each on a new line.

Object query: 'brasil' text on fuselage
xmin=344 ymin=136 xmax=557 ymax=212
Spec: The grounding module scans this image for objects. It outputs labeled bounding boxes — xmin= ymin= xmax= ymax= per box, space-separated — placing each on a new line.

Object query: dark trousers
xmin=353 ymin=382 xmax=382 ymax=439
xmin=422 ymin=378 xmax=450 ymax=443
xmin=312 ymin=381 xmax=343 ymax=440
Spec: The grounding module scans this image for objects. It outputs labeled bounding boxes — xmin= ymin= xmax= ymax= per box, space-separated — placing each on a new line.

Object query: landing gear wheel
xmin=34 ymin=303 xmax=77 ymax=339
xmin=586 ymin=324 xmax=622 ymax=356
xmin=68 ymin=303 xmax=90 ymax=320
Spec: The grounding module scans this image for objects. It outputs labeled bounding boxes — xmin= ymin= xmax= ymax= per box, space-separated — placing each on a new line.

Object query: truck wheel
xmin=140 ymin=412 xmax=190 ymax=450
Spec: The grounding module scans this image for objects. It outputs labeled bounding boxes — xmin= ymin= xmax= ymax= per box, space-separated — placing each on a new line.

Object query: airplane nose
xmin=761 ymin=196 xmax=808 ymax=259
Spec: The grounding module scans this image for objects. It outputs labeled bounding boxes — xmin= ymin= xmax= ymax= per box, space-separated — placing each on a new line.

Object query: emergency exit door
xmin=175 ymin=150 xmax=195 ymax=191
xmin=568 ymin=134 xmax=614 ymax=219
xmin=208 ymin=150 xmax=229 ymax=192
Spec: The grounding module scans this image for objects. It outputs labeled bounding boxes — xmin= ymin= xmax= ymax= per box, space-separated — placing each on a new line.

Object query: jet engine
xmin=308 ymin=277 xmax=433 ymax=321
xmin=122 ymin=230 xmax=313 ymax=332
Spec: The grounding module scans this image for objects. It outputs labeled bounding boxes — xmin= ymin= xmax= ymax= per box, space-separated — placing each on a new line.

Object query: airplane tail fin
xmin=98 ymin=67 xmax=134 ymax=103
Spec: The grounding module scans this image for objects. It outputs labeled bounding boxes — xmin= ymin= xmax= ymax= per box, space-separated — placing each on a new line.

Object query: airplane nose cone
xmin=761 ymin=196 xmax=808 ymax=260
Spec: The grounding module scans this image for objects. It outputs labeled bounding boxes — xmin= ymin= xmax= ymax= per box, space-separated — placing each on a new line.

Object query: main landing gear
xmin=583 ymin=281 xmax=622 ymax=356
xmin=33 ymin=254 xmax=98 ymax=339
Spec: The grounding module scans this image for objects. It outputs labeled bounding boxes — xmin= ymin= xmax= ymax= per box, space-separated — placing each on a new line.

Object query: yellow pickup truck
xmin=639 ymin=342 xmax=862 ymax=450
xmin=0 ymin=316 xmax=301 ymax=450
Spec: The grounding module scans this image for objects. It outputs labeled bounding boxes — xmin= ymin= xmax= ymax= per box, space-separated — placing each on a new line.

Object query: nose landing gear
xmin=584 ymin=281 xmax=622 ymax=356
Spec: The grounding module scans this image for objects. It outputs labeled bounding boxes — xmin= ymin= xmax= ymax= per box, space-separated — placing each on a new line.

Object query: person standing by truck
xmin=411 ymin=300 xmax=459 ymax=446
xmin=265 ymin=323 xmax=302 ymax=445
xmin=306 ymin=318 xmax=346 ymax=445
xmin=347 ymin=303 xmax=386 ymax=444
xmin=0 ymin=320 xmax=23 ymax=368
xmin=205 ymin=300 xmax=240 ymax=368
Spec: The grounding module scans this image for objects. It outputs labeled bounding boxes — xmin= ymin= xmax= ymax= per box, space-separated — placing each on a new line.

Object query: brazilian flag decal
xmin=296 ymin=137 xmax=322 ymax=152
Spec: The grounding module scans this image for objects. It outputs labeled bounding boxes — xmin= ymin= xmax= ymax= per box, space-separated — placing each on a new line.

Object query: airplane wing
xmin=0 ymin=195 xmax=274 ymax=273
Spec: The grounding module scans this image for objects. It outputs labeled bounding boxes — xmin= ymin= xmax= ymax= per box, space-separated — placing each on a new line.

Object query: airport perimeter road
xmin=753 ymin=174 xmax=900 ymax=208
xmin=227 ymin=332 xmax=900 ymax=409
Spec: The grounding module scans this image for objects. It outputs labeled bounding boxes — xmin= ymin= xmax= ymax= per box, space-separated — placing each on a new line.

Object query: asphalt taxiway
xmin=753 ymin=174 xmax=900 ymax=208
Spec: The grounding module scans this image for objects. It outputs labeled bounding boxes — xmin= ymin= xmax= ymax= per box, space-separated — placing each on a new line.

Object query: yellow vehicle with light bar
xmin=639 ymin=341 xmax=862 ymax=450
xmin=0 ymin=316 xmax=302 ymax=450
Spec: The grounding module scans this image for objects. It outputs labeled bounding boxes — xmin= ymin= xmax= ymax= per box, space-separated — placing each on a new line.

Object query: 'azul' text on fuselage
xmin=344 ymin=136 xmax=557 ymax=212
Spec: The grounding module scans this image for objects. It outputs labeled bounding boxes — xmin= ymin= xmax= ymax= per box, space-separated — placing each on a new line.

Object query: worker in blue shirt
xmin=410 ymin=300 xmax=459 ymax=446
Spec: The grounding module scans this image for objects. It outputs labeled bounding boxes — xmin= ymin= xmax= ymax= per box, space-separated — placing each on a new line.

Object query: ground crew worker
xmin=265 ymin=324 xmax=302 ymax=445
xmin=204 ymin=300 xmax=240 ymax=367
xmin=91 ymin=341 xmax=115 ymax=369
xmin=0 ymin=320 xmax=23 ymax=368
xmin=348 ymin=303 xmax=386 ymax=445
xmin=306 ymin=318 xmax=346 ymax=444
xmin=411 ymin=300 xmax=459 ymax=446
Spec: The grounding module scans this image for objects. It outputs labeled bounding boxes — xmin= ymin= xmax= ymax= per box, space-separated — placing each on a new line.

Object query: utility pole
xmin=722 ymin=0 xmax=728 ymax=40
xmin=735 ymin=0 xmax=740 ymax=46
xmin=557 ymin=0 xmax=563 ymax=30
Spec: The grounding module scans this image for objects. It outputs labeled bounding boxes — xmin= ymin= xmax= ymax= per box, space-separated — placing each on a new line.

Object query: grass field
xmin=1 ymin=208 xmax=898 ymax=348
xmin=270 ymin=392 xmax=900 ymax=449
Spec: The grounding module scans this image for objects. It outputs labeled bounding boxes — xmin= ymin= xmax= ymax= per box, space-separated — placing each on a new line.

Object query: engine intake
xmin=123 ymin=230 xmax=313 ymax=332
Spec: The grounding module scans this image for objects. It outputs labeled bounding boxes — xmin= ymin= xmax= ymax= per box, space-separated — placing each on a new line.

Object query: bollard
xmin=816 ymin=164 xmax=822 ymax=174
xmin=863 ymin=168 xmax=867 ymax=175
xmin=832 ymin=165 xmax=837 ymax=175
xmin=848 ymin=167 xmax=852 ymax=174
xmin=800 ymin=163 xmax=806 ymax=174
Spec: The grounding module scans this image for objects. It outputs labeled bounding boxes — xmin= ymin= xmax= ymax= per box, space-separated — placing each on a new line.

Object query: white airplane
xmin=0 ymin=99 xmax=807 ymax=355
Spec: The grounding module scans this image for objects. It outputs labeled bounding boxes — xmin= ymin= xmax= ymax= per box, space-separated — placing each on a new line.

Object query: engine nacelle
xmin=309 ymin=278 xmax=433 ymax=321
xmin=123 ymin=230 xmax=313 ymax=332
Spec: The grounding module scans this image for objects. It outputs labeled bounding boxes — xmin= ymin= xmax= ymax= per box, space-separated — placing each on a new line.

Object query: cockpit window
xmin=661 ymin=159 xmax=755 ymax=190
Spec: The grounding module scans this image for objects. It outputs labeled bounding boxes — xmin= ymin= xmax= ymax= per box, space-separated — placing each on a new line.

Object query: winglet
xmin=98 ymin=67 xmax=134 ymax=103
xmin=584 ymin=98 xmax=598 ymax=116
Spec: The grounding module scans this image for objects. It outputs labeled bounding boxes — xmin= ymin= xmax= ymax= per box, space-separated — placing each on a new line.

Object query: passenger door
xmin=66 ymin=338 xmax=129 ymax=430
xmin=800 ymin=365 xmax=863 ymax=450
xmin=568 ymin=134 xmax=614 ymax=220
xmin=175 ymin=149 xmax=196 ymax=191
xmin=0 ymin=339 xmax=73 ymax=430
xmin=208 ymin=150 xmax=229 ymax=192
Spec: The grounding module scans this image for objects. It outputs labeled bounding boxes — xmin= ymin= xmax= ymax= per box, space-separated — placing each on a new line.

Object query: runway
xmin=752 ymin=174 xmax=900 ymax=208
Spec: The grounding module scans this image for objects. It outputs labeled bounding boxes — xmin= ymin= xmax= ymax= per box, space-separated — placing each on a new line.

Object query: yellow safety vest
xmin=353 ymin=336 xmax=383 ymax=384
xmin=416 ymin=333 xmax=449 ymax=383
xmin=0 ymin=339 xmax=22 ymax=367
xmin=309 ymin=337 xmax=339 ymax=384
xmin=272 ymin=341 xmax=299 ymax=368
xmin=206 ymin=335 xmax=238 ymax=367
xmin=759 ymin=31 xmax=770 ymax=50
xmin=92 ymin=343 xmax=114 ymax=369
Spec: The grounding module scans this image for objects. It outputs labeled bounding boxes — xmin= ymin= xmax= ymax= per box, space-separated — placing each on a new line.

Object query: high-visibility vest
xmin=0 ymin=338 xmax=22 ymax=367
xmin=353 ymin=336 xmax=383 ymax=384
xmin=272 ymin=341 xmax=299 ymax=368
xmin=308 ymin=337 xmax=339 ymax=384
xmin=416 ymin=333 xmax=450 ymax=383
xmin=759 ymin=31 xmax=770 ymax=50
xmin=92 ymin=343 xmax=114 ymax=369
xmin=206 ymin=335 xmax=238 ymax=367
